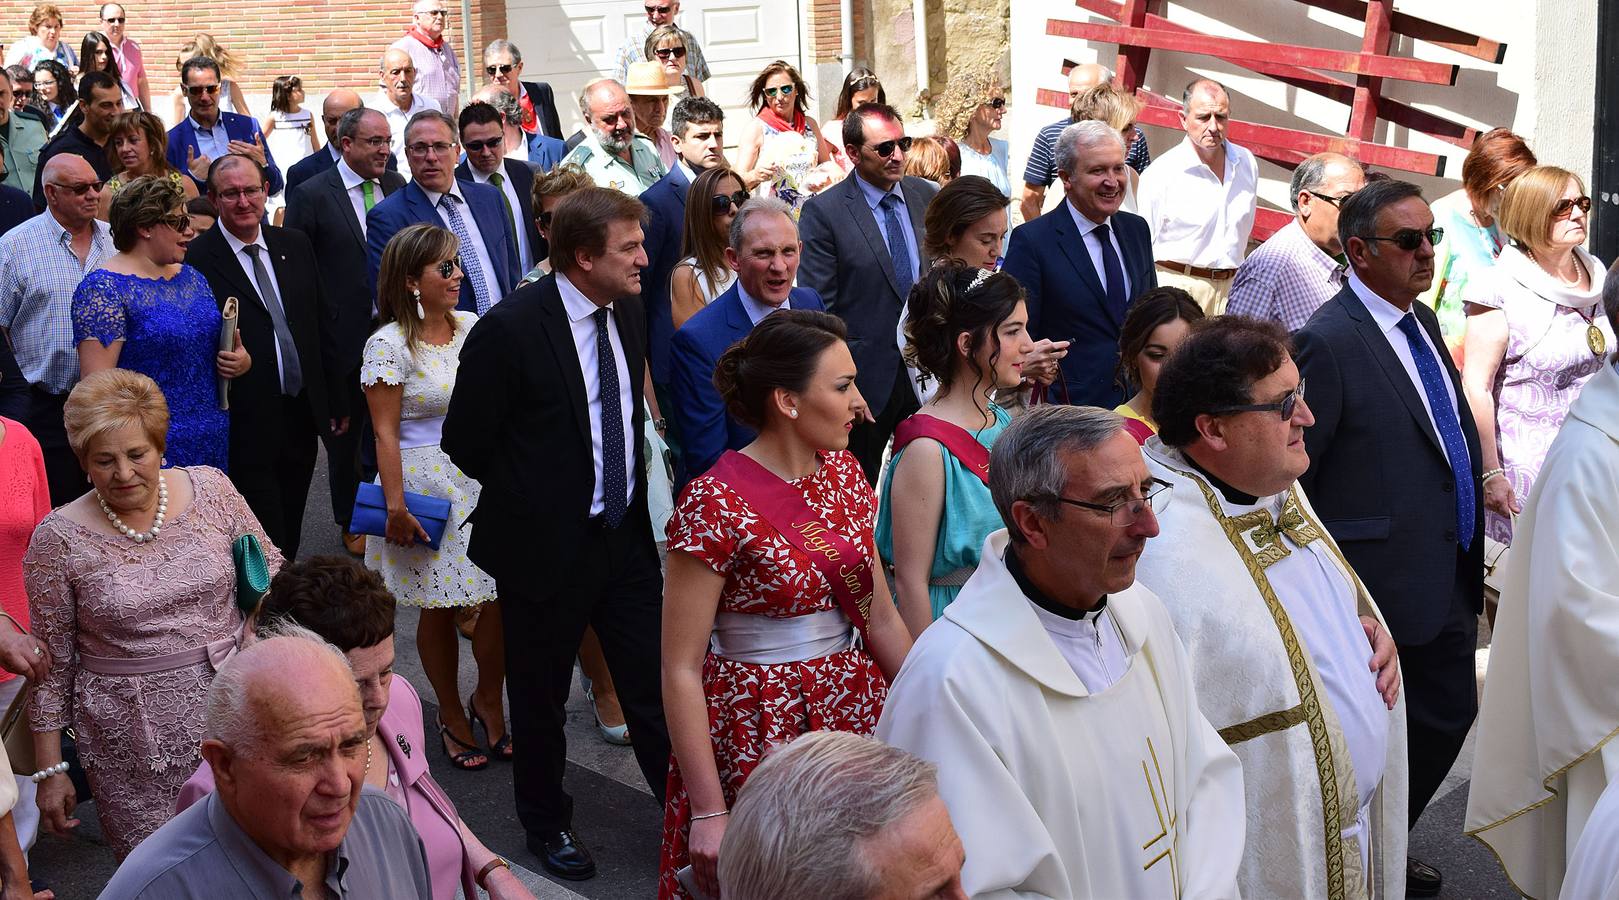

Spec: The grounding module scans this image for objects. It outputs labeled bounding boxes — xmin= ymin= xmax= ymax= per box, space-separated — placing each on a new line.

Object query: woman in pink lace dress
xmin=23 ymin=369 xmax=281 ymax=858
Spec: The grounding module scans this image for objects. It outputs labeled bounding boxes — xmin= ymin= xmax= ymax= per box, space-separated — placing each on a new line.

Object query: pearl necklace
xmin=97 ymin=475 xmax=168 ymax=543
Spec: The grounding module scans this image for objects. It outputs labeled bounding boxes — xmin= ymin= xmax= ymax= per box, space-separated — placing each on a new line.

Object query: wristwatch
xmin=476 ymin=856 xmax=510 ymax=888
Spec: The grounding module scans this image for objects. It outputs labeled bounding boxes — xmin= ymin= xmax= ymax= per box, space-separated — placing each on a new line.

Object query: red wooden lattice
xmin=1040 ymin=0 xmax=1506 ymax=239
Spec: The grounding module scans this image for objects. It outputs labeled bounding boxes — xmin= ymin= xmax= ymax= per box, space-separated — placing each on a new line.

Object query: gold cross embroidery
xmin=1140 ymin=737 xmax=1182 ymax=898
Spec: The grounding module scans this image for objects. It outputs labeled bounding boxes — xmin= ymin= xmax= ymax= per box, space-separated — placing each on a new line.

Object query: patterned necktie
xmin=594 ymin=308 xmax=627 ymax=528
xmin=879 ymin=193 xmax=915 ymax=298
xmin=1093 ymin=222 xmax=1128 ymax=317
xmin=360 ymin=180 xmax=377 ymax=211
xmin=488 ymin=170 xmax=519 ymax=249
xmin=1395 ymin=313 xmax=1475 ymax=550
xmin=438 ymin=194 xmax=491 ymax=315
xmin=242 ymin=244 xmax=303 ymax=396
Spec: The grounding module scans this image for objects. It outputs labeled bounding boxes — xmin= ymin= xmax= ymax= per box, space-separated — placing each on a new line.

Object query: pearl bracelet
xmin=1482 ymin=468 xmax=1506 ymax=484
xmin=29 ymin=761 xmax=68 ymax=783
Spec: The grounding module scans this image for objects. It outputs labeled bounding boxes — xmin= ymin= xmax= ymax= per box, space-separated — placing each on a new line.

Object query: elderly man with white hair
xmin=717 ymin=731 xmax=966 ymax=900
xmin=391 ymin=0 xmax=461 ymax=118
xmin=561 ymin=78 xmax=666 ymax=195
xmin=100 ymin=628 xmax=434 ymax=899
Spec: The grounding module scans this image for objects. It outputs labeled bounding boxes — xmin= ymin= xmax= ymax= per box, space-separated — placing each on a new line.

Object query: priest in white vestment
xmin=1131 ymin=316 xmax=1409 ymax=900
xmin=1466 ymin=345 xmax=1619 ymax=900
xmin=877 ymin=405 xmax=1246 ymax=899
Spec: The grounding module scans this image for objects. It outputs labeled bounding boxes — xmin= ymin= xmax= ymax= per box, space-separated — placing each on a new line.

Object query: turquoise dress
xmin=876 ymin=405 xmax=1012 ymax=619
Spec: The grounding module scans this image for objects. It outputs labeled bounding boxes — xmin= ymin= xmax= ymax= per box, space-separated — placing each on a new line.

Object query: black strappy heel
xmin=469 ymin=698 xmax=513 ymax=762
xmin=436 ymin=714 xmax=489 ymax=771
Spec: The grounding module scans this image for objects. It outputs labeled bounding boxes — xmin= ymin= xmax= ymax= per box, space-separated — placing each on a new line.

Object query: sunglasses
xmin=418 ymin=8 xmax=448 ymax=16
xmin=711 ymin=190 xmax=750 ymax=214
xmin=434 ymin=258 xmax=461 ymax=279
xmin=645 ymin=4 xmax=672 ymax=13
xmin=986 ymin=97 xmax=1005 ymax=109
xmin=1211 ymin=379 xmax=1308 ymax=421
xmin=48 ymin=179 xmax=106 ymax=195
xmin=102 ymin=16 xmax=125 ymax=23
xmin=158 ymin=212 xmax=193 ymax=232
xmin=1364 ymin=228 xmax=1443 ymax=252
xmin=186 ymin=84 xmax=220 ymax=96
xmin=1554 ymin=196 xmax=1593 ymax=218
xmin=655 ymin=46 xmax=687 ymax=60
xmin=462 ymin=137 xmax=502 ymax=153
xmin=869 ymin=135 xmax=914 ymax=158
xmin=763 ymin=84 xmax=795 ymax=98
xmin=485 ymin=63 xmax=515 ymax=76
xmin=537 ymin=210 xmax=553 ymax=228
xmin=1306 ymin=190 xmax=1353 ymax=208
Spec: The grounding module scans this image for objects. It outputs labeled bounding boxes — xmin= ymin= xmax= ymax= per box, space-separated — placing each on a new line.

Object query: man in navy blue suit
xmin=365 ymin=109 xmax=520 ymax=314
xmin=1002 ymin=119 xmax=1155 ymax=408
xmin=166 ymin=57 xmax=282 ymax=195
xmin=670 ymin=196 xmax=823 ymax=476
xmin=641 ymin=96 xmax=725 ymax=402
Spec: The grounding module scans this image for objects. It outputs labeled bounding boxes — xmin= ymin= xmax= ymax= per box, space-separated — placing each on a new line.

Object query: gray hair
xmin=1337 ymin=178 xmax=1425 ymax=268
xmin=1054 ymin=119 xmax=1126 ymax=178
xmin=1289 ymin=153 xmax=1364 ymax=212
xmin=728 ymin=196 xmax=795 ymax=252
xmin=481 ymin=88 xmax=522 ymax=127
xmin=718 ymin=731 xmax=941 ymax=899
xmin=403 ymin=108 xmax=456 ymax=144
xmin=989 ymin=405 xmax=1125 ymax=543
xmin=484 ymin=38 xmax=521 ymax=66
xmin=578 ymin=78 xmax=625 ymax=123
xmin=335 ymin=106 xmax=382 ymax=144
xmin=205 ymin=623 xmax=353 ymax=755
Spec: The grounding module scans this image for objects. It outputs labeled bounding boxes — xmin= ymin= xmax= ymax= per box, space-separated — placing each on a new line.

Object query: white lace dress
xmin=360 ymin=312 xmax=497 ymax=608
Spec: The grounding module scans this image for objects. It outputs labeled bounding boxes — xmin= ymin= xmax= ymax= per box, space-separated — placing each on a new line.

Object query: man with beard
xmin=561 ymin=78 xmax=665 ymax=196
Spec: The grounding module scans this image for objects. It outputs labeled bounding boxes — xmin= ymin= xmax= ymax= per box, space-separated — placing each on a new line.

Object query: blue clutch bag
xmin=350 ymin=482 xmax=453 ymax=551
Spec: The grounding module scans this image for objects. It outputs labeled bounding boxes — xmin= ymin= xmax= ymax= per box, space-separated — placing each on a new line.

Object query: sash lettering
xmin=892 ymin=414 xmax=991 ymax=485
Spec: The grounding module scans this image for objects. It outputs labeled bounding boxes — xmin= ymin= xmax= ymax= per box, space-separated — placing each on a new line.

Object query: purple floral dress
xmin=1472 ymin=246 xmax=1614 ymax=544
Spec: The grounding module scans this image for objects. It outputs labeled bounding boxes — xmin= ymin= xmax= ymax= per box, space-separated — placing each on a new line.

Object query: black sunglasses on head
xmin=1364 ymin=228 xmax=1443 ymax=252
xmin=711 ymin=190 xmax=750 ymax=215
xmin=869 ymin=135 xmax=913 ymax=158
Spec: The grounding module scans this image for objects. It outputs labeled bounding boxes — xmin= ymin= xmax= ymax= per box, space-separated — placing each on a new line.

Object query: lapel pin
xmin=396 ymin=733 xmax=411 ymax=758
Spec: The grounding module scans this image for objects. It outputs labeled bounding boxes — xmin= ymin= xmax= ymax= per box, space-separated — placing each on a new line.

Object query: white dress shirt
xmin=220 ymin=226 xmax=289 ymax=383
xmin=1136 ymin=137 xmax=1258 ymax=268
xmin=419 ymin=181 xmax=502 ymax=313
xmin=366 ymin=92 xmax=440 ymax=171
xmin=468 ymin=163 xmax=531 ymax=270
xmin=556 ymin=271 xmax=636 ymax=517
xmin=1348 ymin=270 xmax=1466 ymax=463
xmin=1066 ymin=199 xmax=1132 ymax=300
xmin=336 ymin=158 xmax=380 ymax=238
xmin=737 ymin=279 xmax=791 ymax=325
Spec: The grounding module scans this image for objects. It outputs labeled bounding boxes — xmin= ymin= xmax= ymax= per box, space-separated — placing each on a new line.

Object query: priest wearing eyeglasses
xmin=876 ymin=404 xmax=1245 ymax=899
xmin=1134 ymin=315 xmax=1408 ymax=900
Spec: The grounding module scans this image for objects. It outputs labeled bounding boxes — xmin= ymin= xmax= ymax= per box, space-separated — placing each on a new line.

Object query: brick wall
xmin=0 ymin=0 xmax=506 ymax=105
xmin=807 ymin=0 xmax=865 ymax=65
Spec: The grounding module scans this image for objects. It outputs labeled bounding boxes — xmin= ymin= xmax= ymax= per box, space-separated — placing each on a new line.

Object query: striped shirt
xmin=1023 ymin=117 xmax=1152 ymax=188
xmin=0 ymin=212 xmax=113 ymax=394
xmin=1226 ymin=219 xmax=1347 ymax=332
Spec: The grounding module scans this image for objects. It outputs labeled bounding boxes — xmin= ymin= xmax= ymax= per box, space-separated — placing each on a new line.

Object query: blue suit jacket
xmin=639 ymin=164 xmax=691 ymax=386
xmin=671 ymin=284 xmax=824 ymax=477
xmin=166 ymin=112 xmax=284 ymax=195
xmin=365 ymin=179 xmax=522 ymax=312
xmin=528 ymin=133 xmax=567 ymax=172
xmin=1001 ymin=205 xmax=1155 ymax=407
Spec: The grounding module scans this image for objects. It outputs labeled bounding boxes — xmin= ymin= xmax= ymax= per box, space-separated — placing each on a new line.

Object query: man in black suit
xmin=442 ymin=186 xmax=669 ymax=882
xmin=286 ymin=89 xmax=400 ymax=195
xmin=1295 ymin=179 xmax=1483 ymax=898
xmin=284 ymin=107 xmax=404 ymax=555
xmin=187 ymin=156 xmax=336 ymax=561
xmin=481 ymin=39 xmax=564 ymax=140
xmin=455 ymin=101 xmax=541 ymax=272
xmin=798 ymin=102 xmax=937 ymax=482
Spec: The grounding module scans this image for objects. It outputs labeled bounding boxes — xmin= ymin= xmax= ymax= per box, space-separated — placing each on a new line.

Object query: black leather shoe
xmin=1407 ymin=857 xmax=1442 ymax=897
xmin=528 ymin=830 xmax=597 ymax=881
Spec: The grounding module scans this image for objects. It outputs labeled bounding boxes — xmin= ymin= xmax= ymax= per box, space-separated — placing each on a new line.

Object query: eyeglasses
xmin=485 ymin=63 xmax=515 ymax=76
xmin=417 ymin=8 xmax=448 ymax=16
xmin=655 ymin=46 xmax=687 ymax=60
xmin=645 ymin=4 xmax=673 ymax=14
xmin=350 ymin=135 xmax=391 ymax=148
xmin=434 ymin=258 xmax=461 ymax=279
xmin=1211 ymin=379 xmax=1308 ymax=421
xmin=763 ymin=84 xmax=795 ymax=98
xmin=102 ymin=16 xmax=125 ymax=23
xmin=869 ymin=135 xmax=914 ymax=158
xmin=462 ymin=137 xmax=502 ymax=153
xmin=405 ymin=141 xmax=457 ymax=157
xmin=215 ymin=185 xmax=266 ymax=203
xmin=710 ymin=190 xmax=750 ymax=214
xmin=1306 ymin=190 xmax=1353 ymax=208
xmin=986 ymin=97 xmax=1005 ymax=109
xmin=1364 ymin=227 xmax=1443 ymax=252
xmin=34 ymin=80 xmax=56 ymax=89
xmin=186 ymin=84 xmax=220 ymax=97
xmin=47 ymin=179 xmax=106 ymax=195
xmin=1554 ymin=196 xmax=1592 ymax=218
xmin=1052 ymin=479 xmax=1173 ymax=527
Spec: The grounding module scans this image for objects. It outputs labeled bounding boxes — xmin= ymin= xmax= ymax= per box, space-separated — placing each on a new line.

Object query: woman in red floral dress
xmin=659 ymin=310 xmax=914 ymax=899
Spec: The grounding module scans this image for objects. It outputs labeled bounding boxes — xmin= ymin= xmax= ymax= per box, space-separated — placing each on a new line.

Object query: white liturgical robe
xmin=1136 ymin=443 xmax=1409 ymax=900
xmin=1467 ymin=360 xmax=1619 ymax=900
xmin=876 ymin=530 xmax=1246 ymax=899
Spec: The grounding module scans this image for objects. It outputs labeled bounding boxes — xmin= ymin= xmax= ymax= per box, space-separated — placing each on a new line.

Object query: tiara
xmin=966 ymin=268 xmax=995 ymax=294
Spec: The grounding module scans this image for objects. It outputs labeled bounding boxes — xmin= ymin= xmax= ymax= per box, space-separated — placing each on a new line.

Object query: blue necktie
xmin=879 ymin=193 xmax=915 ymax=298
xmin=1395 ymin=313 xmax=1475 ymax=550
xmin=1093 ymin=222 xmax=1128 ymax=317
xmin=439 ymin=194 xmax=491 ymax=315
xmin=594 ymin=308 xmax=627 ymax=528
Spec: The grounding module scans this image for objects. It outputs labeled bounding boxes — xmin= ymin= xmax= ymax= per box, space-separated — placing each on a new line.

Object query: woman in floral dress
xmin=363 ymin=225 xmax=505 ymax=771
xmin=659 ymin=310 xmax=913 ymax=899
xmin=735 ymin=60 xmax=834 ymax=217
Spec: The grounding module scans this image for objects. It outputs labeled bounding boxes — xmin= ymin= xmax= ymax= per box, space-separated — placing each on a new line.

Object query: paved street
xmin=32 ymin=451 xmax=1513 ymax=898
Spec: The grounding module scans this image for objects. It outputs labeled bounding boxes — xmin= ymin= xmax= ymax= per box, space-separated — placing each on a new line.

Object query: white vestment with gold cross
xmin=876 ymin=529 xmax=1246 ymax=899
xmin=1137 ymin=441 xmax=1408 ymax=900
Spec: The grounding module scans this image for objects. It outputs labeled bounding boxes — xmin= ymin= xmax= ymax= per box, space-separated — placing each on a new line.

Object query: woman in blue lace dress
xmin=73 ymin=175 xmax=249 ymax=470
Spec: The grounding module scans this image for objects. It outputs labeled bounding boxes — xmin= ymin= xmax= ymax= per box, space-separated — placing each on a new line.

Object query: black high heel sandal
xmin=436 ymin=714 xmax=489 ymax=771
xmin=469 ymin=698 xmax=513 ymax=762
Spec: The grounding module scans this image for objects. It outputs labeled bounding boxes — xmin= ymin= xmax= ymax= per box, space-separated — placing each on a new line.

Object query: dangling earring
xmin=412 ymin=288 xmax=425 ymax=320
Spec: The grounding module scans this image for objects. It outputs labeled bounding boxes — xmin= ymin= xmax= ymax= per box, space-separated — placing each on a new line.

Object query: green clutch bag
xmin=233 ymin=534 xmax=271 ymax=615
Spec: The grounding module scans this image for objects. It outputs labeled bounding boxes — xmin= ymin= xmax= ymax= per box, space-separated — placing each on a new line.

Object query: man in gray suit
xmin=798 ymin=102 xmax=937 ymax=482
